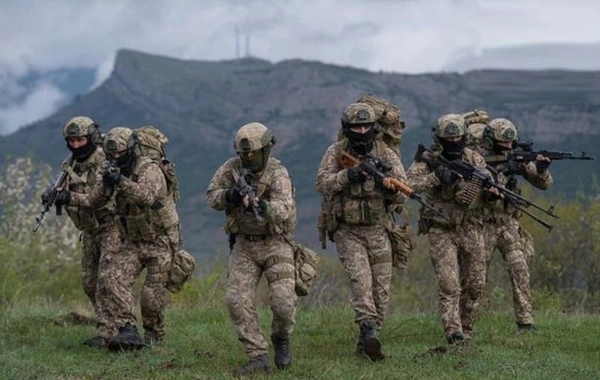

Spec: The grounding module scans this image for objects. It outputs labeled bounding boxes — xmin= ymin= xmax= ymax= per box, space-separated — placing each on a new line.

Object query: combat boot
xmin=271 ymin=334 xmax=292 ymax=370
xmin=232 ymin=354 xmax=271 ymax=377
xmin=83 ymin=336 xmax=107 ymax=349
xmin=359 ymin=320 xmax=384 ymax=362
xmin=445 ymin=330 xmax=465 ymax=345
xmin=107 ymin=323 xmax=147 ymax=352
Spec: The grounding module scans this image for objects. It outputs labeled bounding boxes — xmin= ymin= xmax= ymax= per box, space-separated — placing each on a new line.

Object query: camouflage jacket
xmin=406 ymin=147 xmax=489 ymax=226
xmin=206 ymin=156 xmax=296 ymax=236
xmin=315 ymin=140 xmax=407 ymax=226
xmin=71 ymin=156 xmax=179 ymax=241
xmin=62 ymin=148 xmax=113 ymax=231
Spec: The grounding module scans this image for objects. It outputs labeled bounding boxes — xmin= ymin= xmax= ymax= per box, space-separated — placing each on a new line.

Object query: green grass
xmin=1 ymin=302 xmax=599 ymax=380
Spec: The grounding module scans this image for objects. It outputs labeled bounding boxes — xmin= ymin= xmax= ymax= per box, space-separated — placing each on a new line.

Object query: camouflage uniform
xmin=206 ymin=122 xmax=296 ymax=375
xmin=71 ymin=127 xmax=178 ymax=348
xmin=406 ymin=114 xmax=489 ymax=343
xmin=51 ymin=116 xmax=121 ymax=346
xmin=476 ymin=118 xmax=553 ymax=327
xmin=316 ymin=103 xmax=406 ymax=360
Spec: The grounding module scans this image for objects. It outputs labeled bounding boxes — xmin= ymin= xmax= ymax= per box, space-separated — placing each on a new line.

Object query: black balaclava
xmin=345 ymin=124 xmax=375 ymax=155
xmin=68 ymin=139 xmax=96 ymax=162
xmin=439 ymin=138 xmax=465 ymax=160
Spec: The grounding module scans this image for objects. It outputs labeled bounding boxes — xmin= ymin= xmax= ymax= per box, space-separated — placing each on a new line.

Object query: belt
xmin=241 ymin=234 xmax=269 ymax=242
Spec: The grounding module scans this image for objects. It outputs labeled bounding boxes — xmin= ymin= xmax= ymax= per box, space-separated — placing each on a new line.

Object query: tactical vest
xmin=224 ymin=157 xmax=296 ymax=236
xmin=63 ymin=149 xmax=113 ymax=231
xmin=336 ymin=139 xmax=391 ymax=226
xmin=423 ymin=148 xmax=483 ymax=226
xmin=115 ymin=157 xmax=179 ymax=242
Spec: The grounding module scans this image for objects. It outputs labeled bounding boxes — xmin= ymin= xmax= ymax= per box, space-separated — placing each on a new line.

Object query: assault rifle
xmin=487 ymin=140 xmax=595 ymax=166
xmin=100 ymin=159 xmax=118 ymax=197
xmin=234 ymin=167 xmax=263 ymax=222
xmin=340 ymin=152 xmax=450 ymax=221
xmin=32 ymin=154 xmax=71 ymax=232
xmin=416 ymin=144 xmax=558 ymax=231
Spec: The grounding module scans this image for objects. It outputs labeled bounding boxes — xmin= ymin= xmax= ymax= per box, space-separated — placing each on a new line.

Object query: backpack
xmin=131 ymin=126 xmax=180 ymax=202
xmin=356 ymin=94 xmax=405 ymax=157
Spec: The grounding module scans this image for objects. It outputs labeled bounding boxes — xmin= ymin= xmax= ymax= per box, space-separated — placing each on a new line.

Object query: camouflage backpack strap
xmin=61 ymin=155 xmax=86 ymax=185
xmin=256 ymin=158 xmax=280 ymax=198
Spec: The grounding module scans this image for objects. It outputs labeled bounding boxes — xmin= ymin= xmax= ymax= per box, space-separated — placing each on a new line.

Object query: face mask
xmin=68 ymin=140 xmax=96 ymax=161
xmin=345 ymin=126 xmax=375 ymax=155
xmin=115 ymin=150 xmax=135 ymax=170
xmin=492 ymin=141 xmax=514 ymax=154
xmin=240 ymin=148 xmax=270 ymax=173
xmin=440 ymin=138 xmax=465 ymax=160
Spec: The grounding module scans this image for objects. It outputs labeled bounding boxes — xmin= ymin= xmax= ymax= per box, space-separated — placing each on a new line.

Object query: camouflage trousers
xmin=226 ymin=235 xmax=297 ymax=358
xmin=334 ymin=223 xmax=393 ymax=328
xmin=484 ymin=217 xmax=533 ymax=325
xmin=95 ymin=227 xmax=174 ymax=341
xmin=80 ymin=223 xmax=121 ymax=321
xmin=428 ymin=221 xmax=487 ymax=338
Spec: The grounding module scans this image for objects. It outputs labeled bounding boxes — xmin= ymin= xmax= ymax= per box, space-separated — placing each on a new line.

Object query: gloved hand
xmin=255 ymin=199 xmax=270 ymax=216
xmin=503 ymin=158 xmax=523 ymax=176
xmin=225 ymin=187 xmax=243 ymax=206
xmin=54 ymin=191 xmax=71 ymax=206
xmin=434 ymin=166 xmax=458 ymax=185
xmin=103 ymin=170 xmax=123 ymax=187
xmin=535 ymin=158 xmax=551 ymax=173
xmin=347 ymin=167 xmax=367 ymax=184
xmin=41 ymin=187 xmax=55 ymax=203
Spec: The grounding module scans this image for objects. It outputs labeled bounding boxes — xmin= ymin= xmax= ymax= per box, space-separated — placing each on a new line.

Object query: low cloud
xmin=0 ymin=0 xmax=599 ymax=134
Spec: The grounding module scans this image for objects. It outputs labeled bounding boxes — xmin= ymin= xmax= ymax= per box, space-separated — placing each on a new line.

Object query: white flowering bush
xmin=0 ymin=157 xmax=83 ymax=305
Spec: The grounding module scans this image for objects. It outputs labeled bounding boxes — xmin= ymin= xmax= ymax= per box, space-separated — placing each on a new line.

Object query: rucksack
xmin=130 ymin=126 xmax=180 ymax=202
xmin=356 ymin=94 xmax=405 ymax=156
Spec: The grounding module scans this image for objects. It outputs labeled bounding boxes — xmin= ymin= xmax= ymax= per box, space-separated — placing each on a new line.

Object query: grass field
xmin=1 ymin=302 xmax=599 ymax=380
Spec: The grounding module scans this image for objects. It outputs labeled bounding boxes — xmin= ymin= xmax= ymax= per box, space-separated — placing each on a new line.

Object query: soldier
xmin=44 ymin=116 xmax=121 ymax=348
xmin=479 ymin=118 xmax=552 ymax=330
xmin=315 ymin=103 xmax=407 ymax=361
xmin=406 ymin=114 xmax=492 ymax=344
xmin=67 ymin=126 xmax=179 ymax=350
xmin=206 ymin=122 xmax=297 ymax=376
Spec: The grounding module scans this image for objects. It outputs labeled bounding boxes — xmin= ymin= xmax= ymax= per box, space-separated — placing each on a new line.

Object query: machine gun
xmin=416 ymin=144 xmax=558 ymax=231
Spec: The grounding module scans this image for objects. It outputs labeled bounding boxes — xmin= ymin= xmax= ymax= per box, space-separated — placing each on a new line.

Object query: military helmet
xmin=433 ymin=114 xmax=466 ymax=138
xmin=103 ymin=127 xmax=133 ymax=155
xmin=341 ymin=103 xmax=376 ymax=127
xmin=233 ymin=122 xmax=276 ymax=153
xmin=487 ymin=118 xmax=518 ymax=142
xmin=63 ymin=116 xmax=101 ymax=143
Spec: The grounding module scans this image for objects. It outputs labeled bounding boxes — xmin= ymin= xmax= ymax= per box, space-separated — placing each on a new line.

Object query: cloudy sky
xmin=0 ymin=0 xmax=599 ymax=134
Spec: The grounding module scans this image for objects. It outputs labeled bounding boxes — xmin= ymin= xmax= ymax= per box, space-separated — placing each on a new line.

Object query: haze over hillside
xmin=444 ymin=43 xmax=600 ymax=72
xmin=1 ymin=49 xmax=598 ymax=257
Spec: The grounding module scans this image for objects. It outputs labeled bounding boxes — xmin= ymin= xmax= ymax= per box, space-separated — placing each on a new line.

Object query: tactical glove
xmin=54 ymin=191 xmax=71 ymax=206
xmin=347 ymin=167 xmax=367 ymax=184
xmin=256 ymin=199 xmax=270 ymax=216
xmin=503 ymin=159 xmax=524 ymax=176
xmin=434 ymin=166 xmax=458 ymax=185
xmin=225 ymin=187 xmax=243 ymax=206
xmin=535 ymin=159 xmax=551 ymax=173
xmin=41 ymin=187 xmax=55 ymax=203
xmin=103 ymin=170 xmax=123 ymax=187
